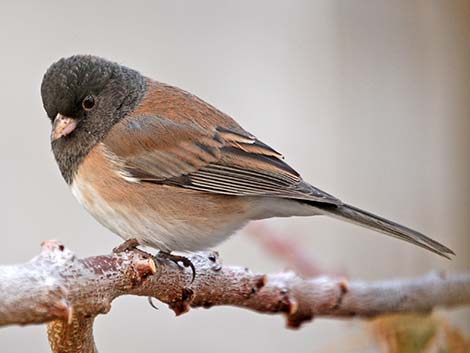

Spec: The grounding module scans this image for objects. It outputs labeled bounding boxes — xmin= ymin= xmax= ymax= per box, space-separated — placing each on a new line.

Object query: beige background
xmin=0 ymin=1 xmax=468 ymax=352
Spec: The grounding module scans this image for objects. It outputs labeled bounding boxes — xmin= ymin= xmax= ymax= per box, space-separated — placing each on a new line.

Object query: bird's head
xmin=41 ymin=55 xmax=146 ymax=182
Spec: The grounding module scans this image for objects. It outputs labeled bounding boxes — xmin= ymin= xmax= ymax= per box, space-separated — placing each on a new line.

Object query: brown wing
xmin=104 ymin=114 xmax=341 ymax=205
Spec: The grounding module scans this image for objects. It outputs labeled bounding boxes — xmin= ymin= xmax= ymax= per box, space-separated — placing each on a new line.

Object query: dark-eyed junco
xmin=40 ymin=55 xmax=454 ymax=260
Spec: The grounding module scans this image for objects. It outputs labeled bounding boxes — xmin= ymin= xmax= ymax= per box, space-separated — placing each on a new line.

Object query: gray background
xmin=0 ymin=1 xmax=468 ymax=352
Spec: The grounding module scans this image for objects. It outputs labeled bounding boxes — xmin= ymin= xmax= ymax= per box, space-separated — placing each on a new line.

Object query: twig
xmin=245 ymin=222 xmax=337 ymax=277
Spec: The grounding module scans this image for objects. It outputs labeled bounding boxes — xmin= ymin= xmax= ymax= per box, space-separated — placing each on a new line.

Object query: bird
xmin=40 ymin=55 xmax=454 ymax=265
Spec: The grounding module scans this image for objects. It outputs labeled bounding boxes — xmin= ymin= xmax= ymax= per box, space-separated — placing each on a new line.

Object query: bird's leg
xmin=114 ymin=240 xmax=196 ymax=281
xmin=113 ymin=238 xmax=140 ymax=253
xmin=156 ymin=251 xmax=196 ymax=283
xmin=113 ymin=238 xmax=152 ymax=259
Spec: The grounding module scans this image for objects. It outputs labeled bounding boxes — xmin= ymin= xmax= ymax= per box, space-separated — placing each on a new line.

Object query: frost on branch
xmin=0 ymin=240 xmax=468 ymax=353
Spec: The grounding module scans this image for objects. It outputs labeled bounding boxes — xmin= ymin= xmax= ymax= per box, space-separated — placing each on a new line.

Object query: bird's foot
xmin=113 ymin=238 xmax=140 ymax=253
xmin=113 ymin=238 xmax=152 ymax=259
xmin=156 ymin=251 xmax=196 ymax=283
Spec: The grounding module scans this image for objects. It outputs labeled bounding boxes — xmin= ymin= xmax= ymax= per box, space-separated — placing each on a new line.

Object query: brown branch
xmin=245 ymin=222 xmax=340 ymax=277
xmin=0 ymin=240 xmax=469 ymax=353
xmin=47 ymin=317 xmax=96 ymax=353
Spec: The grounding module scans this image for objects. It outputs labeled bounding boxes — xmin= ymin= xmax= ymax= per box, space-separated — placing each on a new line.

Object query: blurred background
xmin=0 ymin=1 xmax=468 ymax=352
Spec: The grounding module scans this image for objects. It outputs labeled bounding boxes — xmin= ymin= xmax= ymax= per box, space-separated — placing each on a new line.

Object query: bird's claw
xmin=113 ymin=238 xmax=140 ymax=253
xmin=156 ymin=252 xmax=196 ymax=283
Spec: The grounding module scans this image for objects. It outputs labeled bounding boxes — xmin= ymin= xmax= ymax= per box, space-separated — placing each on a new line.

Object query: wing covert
xmin=103 ymin=115 xmax=340 ymax=205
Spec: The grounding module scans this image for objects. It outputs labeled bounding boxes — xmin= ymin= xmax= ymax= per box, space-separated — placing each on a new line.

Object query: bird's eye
xmin=82 ymin=95 xmax=95 ymax=110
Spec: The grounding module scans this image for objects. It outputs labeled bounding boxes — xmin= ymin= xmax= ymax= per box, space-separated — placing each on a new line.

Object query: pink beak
xmin=51 ymin=114 xmax=77 ymax=141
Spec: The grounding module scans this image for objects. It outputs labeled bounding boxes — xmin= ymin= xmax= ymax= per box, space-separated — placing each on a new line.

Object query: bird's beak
xmin=51 ymin=114 xmax=77 ymax=141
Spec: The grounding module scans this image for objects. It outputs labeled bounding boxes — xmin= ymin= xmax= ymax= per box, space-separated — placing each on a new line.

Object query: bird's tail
xmin=313 ymin=203 xmax=455 ymax=259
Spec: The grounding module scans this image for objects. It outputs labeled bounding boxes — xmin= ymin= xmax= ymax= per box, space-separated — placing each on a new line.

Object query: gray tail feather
xmin=314 ymin=203 xmax=455 ymax=259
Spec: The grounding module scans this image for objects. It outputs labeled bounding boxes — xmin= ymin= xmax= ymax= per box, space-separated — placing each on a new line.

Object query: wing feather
xmin=104 ymin=115 xmax=340 ymax=205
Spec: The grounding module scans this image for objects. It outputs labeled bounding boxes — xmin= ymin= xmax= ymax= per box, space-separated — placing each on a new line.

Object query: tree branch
xmin=0 ymin=240 xmax=468 ymax=353
xmin=245 ymin=222 xmax=341 ymax=277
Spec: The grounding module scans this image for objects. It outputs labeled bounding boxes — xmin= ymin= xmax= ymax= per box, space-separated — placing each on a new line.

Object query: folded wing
xmin=103 ymin=115 xmax=340 ymax=205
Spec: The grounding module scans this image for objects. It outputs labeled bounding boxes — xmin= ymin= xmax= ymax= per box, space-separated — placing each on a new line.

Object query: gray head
xmin=41 ymin=55 xmax=146 ymax=183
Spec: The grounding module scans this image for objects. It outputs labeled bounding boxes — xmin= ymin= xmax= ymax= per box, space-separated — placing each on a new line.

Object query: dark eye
xmin=82 ymin=95 xmax=95 ymax=110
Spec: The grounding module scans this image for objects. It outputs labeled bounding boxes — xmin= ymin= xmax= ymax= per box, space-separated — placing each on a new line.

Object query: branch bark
xmin=0 ymin=240 xmax=468 ymax=353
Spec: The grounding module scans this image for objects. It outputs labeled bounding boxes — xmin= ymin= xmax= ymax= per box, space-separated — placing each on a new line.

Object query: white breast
xmin=70 ymin=180 xmax=168 ymax=250
xmin=70 ymin=179 xmax=245 ymax=252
